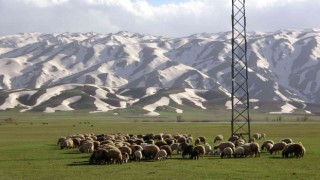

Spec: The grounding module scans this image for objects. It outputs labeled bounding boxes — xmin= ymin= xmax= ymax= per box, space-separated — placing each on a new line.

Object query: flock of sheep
xmin=57 ymin=132 xmax=306 ymax=165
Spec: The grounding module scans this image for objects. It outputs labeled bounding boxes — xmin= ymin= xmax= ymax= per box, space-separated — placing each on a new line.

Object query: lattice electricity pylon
xmin=231 ymin=0 xmax=251 ymax=141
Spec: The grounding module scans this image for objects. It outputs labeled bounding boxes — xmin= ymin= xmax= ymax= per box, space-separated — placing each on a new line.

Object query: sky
xmin=0 ymin=0 xmax=319 ymax=37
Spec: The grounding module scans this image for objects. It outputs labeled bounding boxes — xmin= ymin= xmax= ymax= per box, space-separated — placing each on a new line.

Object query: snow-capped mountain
xmin=0 ymin=29 xmax=319 ymax=114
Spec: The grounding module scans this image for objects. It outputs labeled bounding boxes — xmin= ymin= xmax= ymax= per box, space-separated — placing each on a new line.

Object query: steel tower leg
xmin=231 ymin=0 xmax=251 ymax=141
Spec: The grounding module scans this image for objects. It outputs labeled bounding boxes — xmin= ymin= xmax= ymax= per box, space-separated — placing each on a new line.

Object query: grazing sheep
xmin=164 ymin=138 xmax=175 ymax=145
xmin=178 ymin=142 xmax=189 ymax=154
xmin=155 ymin=141 xmax=167 ymax=148
xmin=235 ymin=140 xmax=245 ymax=147
xmin=119 ymin=146 xmax=132 ymax=156
xmin=194 ymin=138 xmax=201 ymax=146
xmin=177 ymin=137 xmax=187 ymax=144
xmin=182 ymin=145 xmax=194 ymax=159
xmin=197 ymin=136 xmax=206 ymax=144
xmin=214 ymin=142 xmax=235 ymax=152
xmin=154 ymin=134 xmax=163 ymax=141
xmin=79 ymin=142 xmax=94 ymax=153
xmin=204 ymin=143 xmax=212 ymax=155
xmin=248 ymin=137 xmax=255 ymax=143
xmin=57 ymin=137 xmax=66 ymax=145
xmin=61 ymin=139 xmax=74 ymax=149
xmin=134 ymin=139 xmax=144 ymax=145
xmin=194 ymin=145 xmax=206 ymax=158
xmin=160 ymin=145 xmax=172 ymax=158
xmin=214 ymin=135 xmax=223 ymax=143
xmin=270 ymin=142 xmax=287 ymax=155
xmin=134 ymin=150 xmax=143 ymax=162
xmin=170 ymin=143 xmax=180 ymax=154
xmin=282 ymin=143 xmax=304 ymax=158
xmin=190 ymin=150 xmax=200 ymax=160
xmin=93 ymin=141 xmax=100 ymax=150
xmin=249 ymin=142 xmax=260 ymax=157
xmin=221 ymin=147 xmax=233 ymax=158
xmin=155 ymin=149 xmax=167 ymax=161
xmin=143 ymin=144 xmax=160 ymax=159
xmin=265 ymin=143 xmax=273 ymax=152
xmin=122 ymin=152 xmax=129 ymax=163
xmin=228 ymin=136 xmax=239 ymax=143
xmin=252 ymin=133 xmax=261 ymax=140
xmin=261 ymin=140 xmax=274 ymax=151
xmin=261 ymin=133 xmax=266 ymax=139
xmin=72 ymin=138 xmax=81 ymax=148
xmin=105 ymin=149 xmax=123 ymax=164
xmin=89 ymin=149 xmax=107 ymax=164
xmin=240 ymin=144 xmax=251 ymax=157
xmin=281 ymin=138 xmax=293 ymax=144
xmin=234 ymin=147 xmax=245 ymax=158
xmin=130 ymin=145 xmax=143 ymax=154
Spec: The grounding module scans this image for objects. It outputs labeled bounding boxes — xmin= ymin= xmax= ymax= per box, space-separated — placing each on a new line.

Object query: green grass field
xmin=0 ymin=111 xmax=319 ymax=180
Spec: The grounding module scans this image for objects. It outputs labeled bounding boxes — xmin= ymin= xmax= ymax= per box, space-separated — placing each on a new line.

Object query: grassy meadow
xmin=0 ymin=111 xmax=319 ymax=180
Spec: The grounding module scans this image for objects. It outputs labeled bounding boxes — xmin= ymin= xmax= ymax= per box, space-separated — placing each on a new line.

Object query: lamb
xmin=233 ymin=147 xmax=245 ymax=158
xmin=61 ymin=139 xmax=74 ymax=149
xmin=155 ymin=149 xmax=167 ymax=161
xmin=282 ymin=143 xmax=304 ymax=158
xmin=143 ymin=144 xmax=160 ymax=159
xmin=281 ymin=138 xmax=293 ymax=144
xmin=160 ymin=145 xmax=172 ymax=158
xmin=134 ymin=150 xmax=143 ymax=162
xmin=270 ymin=142 xmax=287 ymax=155
xmin=261 ymin=140 xmax=274 ymax=151
xmin=214 ymin=142 xmax=235 ymax=152
xmin=79 ymin=142 xmax=94 ymax=153
xmin=214 ymin=135 xmax=223 ymax=143
xmin=194 ymin=145 xmax=206 ymax=158
xmin=221 ymin=147 xmax=233 ymax=158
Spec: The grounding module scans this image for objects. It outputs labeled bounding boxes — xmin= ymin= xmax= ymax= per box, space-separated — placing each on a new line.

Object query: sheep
xmin=282 ymin=143 xmax=304 ymax=158
xmin=252 ymin=133 xmax=261 ymax=140
xmin=155 ymin=141 xmax=167 ymax=148
xmin=93 ymin=141 xmax=100 ymax=150
xmin=265 ymin=143 xmax=273 ymax=152
xmin=130 ymin=145 xmax=143 ymax=154
xmin=155 ymin=149 xmax=167 ymax=161
xmin=57 ymin=137 xmax=66 ymax=145
xmin=197 ymin=136 xmax=206 ymax=144
xmin=261 ymin=140 xmax=274 ymax=151
xmin=164 ymin=138 xmax=175 ymax=145
xmin=240 ymin=144 xmax=251 ymax=157
xmin=249 ymin=142 xmax=260 ymax=157
xmin=160 ymin=145 xmax=172 ymax=158
xmin=270 ymin=142 xmax=287 ymax=155
xmin=178 ymin=142 xmax=189 ymax=154
xmin=194 ymin=145 xmax=206 ymax=158
xmin=177 ymin=137 xmax=187 ymax=144
xmin=188 ymin=137 xmax=193 ymax=143
xmin=89 ymin=149 xmax=107 ymax=164
xmin=143 ymin=144 xmax=160 ymax=159
xmin=72 ymin=138 xmax=81 ymax=148
xmin=134 ymin=139 xmax=144 ymax=145
xmin=119 ymin=146 xmax=132 ymax=156
xmin=122 ymin=152 xmax=129 ymax=163
xmin=235 ymin=139 xmax=245 ymax=147
xmin=61 ymin=139 xmax=74 ymax=149
xmin=134 ymin=150 xmax=143 ymax=162
xmin=79 ymin=142 xmax=94 ymax=153
xmin=104 ymin=149 xmax=123 ymax=164
xmin=170 ymin=143 xmax=180 ymax=154
xmin=281 ymin=138 xmax=293 ymax=144
xmin=214 ymin=135 xmax=223 ymax=143
xmin=261 ymin=133 xmax=266 ymax=139
xmin=194 ymin=138 xmax=201 ymax=146
xmin=221 ymin=147 xmax=233 ymax=158
xmin=190 ymin=150 xmax=200 ymax=160
xmin=248 ymin=137 xmax=255 ymax=143
xmin=204 ymin=143 xmax=212 ymax=155
xmin=214 ymin=142 xmax=235 ymax=152
xmin=228 ymin=136 xmax=239 ymax=143
xmin=182 ymin=145 xmax=194 ymax=158
xmin=234 ymin=147 xmax=245 ymax=158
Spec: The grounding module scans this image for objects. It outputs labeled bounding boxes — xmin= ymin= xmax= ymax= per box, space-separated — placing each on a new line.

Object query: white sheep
xmin=234 ymin=147 xmax=245 ymax=158
xmin=155 ymin=149 xmax=167 ymax=161
xmin=214 ymin=135 xmax=223 ymax=143
xmin=204 ymin=143 xmax=212 ymax=155
xmin=221 ymin=147 xmax=233 ymax=158
xmin=79 ymin=142 xmax=94 ymax=153
xmin=134 ymin=150 xmax=143 ymax=162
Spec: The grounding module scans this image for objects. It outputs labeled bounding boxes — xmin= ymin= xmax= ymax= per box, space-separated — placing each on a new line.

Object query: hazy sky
xmin=0 ymin=0 xmax=319 ymax=37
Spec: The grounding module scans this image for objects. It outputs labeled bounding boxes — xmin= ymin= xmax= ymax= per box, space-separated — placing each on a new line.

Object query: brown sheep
xmin=105 ymin=149 xmax=123 ymax=164
xmin=155 ymin=141 xmax=167 ymax=148
xmin=93 ymin=141 xmax=100 ymax=150
xmin=270 ymin=142 xmax=287 ymax=155
xmin=72 ymin=138 xmax=81 ymax=148
xmin=134 ymin=139 xmax=144 ymax=145
xmin=249 ymin=142 xmax=260 ymax=157
xmin=282 ymin=143 xmax=304 ymax=158
xmin=57 ymin=137 xmax=66 ymax=145
xmin=177 ymin=137 xmax=187 ymax=144
xmin=89 ymin=149 xmax=107 ymax=164
xmin=164 ymin=138 xmax=175 ymax=145
xmin=214 ymin=142 xmax=235 ymax=152
xmin=170 ymin=143 xmax=179 ymax=154
xmin=194 ymin=138 xmax=200 ymax=146
xmin=119 ymin=146 xmax=132 ymax=156
xmin=197 ymin=136 xmax=206 ymax=144
xmin=143 ymin=144 xmax=160 ymax=159
xmin=194 ymin=145 xmax=205 ymax=158
xmin=281 ymin=138 xmax=293 ymax=144
xmin=160 ymin=145 xmax=172 ymax=158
